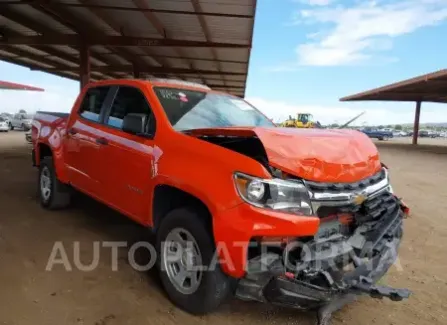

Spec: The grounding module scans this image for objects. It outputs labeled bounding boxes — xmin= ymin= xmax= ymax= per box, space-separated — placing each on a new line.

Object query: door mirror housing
xmin=122 ymin=113 xmax=154 ymax=138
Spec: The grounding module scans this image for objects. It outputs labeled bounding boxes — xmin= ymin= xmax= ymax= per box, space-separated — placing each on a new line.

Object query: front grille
xmin=305 ymin=169 xmax=397 ymax=223
xmin=306 ymin=169 xmax=387 ymax=193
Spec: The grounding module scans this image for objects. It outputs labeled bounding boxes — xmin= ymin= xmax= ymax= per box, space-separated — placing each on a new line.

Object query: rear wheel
xmin=156 ymin=208 xmax=233 ymax=314
xmin=38 ymin=157 xmax=71 ymax=209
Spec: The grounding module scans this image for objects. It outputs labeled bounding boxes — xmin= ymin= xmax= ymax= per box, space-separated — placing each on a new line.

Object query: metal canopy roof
xmin=0 ymin=80 xmax=44 ymax=91
xmin=340 ymin=69 xmax=447 ymax=103
xmin=0 ymin=0 xmax=257 ymax=97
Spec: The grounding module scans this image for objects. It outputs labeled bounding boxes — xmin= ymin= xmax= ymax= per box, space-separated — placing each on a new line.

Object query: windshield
xmin=153 ymin=87 xmax=275 ymax=131
xmin=0 ymin=117 xmax=5 ymax=122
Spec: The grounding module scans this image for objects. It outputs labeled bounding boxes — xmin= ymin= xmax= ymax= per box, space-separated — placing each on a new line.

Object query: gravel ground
xmin=0 ymin=131 xmax=446 ymax=325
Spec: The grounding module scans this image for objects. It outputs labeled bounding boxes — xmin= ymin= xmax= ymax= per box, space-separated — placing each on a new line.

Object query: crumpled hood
xmin=189 ymin=127 xmax=381 ymax=183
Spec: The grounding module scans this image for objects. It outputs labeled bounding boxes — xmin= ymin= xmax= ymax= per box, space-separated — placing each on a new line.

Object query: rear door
xmin=64 ymin=86 xmax=116 ymax=197
xmin=96 ymin=85 xmax=157 ymax=222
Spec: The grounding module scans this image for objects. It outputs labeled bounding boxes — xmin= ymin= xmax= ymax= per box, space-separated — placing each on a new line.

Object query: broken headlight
xmin=234 ymin=173 xmax=313 ymax=216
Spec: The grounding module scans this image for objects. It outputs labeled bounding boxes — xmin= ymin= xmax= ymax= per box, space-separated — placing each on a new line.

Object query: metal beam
xmin=1 ymin=35 xmax=250 ymax=48
xmin=130 ymin=0 xmax=200 ymax=82
xmin=206 ymin=85 xmax=244 ymax=89
xmin=26 ymin=2 xmax=143 ymax=73
xmin=101 ymin=53 xmax=247 ymax=64
xmin=43 ymin=65 xmax=245 ymax=75
xmin=0 ymin=55 xmax=79 ymax=81
xmin=412 ymin=101 xmax=421 ymax=145
xmin=0 ymin=27 xmax=117 ymax=79
xmin=243 ymin=0 xmax=257 ymax=98
xmin=75 ymin=0 xmax=160 ymax=68
xmin=0 ymin=5 xmax=117 ymax=78
xmin=0 ymin=45 xmax=73 ymax=67
xmin=1 ymin=2 xmax=254 ymax=18
xmin=80 ymin=44 xmax=90 ymax=90
xmin=191 ymin=0 xmax=227 ymax=90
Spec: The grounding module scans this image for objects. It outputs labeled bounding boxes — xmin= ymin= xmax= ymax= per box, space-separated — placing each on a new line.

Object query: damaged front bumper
xmin=235 ymin=203 xmax=411 ymax=324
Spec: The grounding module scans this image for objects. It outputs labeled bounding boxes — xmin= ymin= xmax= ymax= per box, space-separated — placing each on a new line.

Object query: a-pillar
xmin=412 ymin=101 xmax=422 ymax=145
xmin=80 ymin=44 xmax=90 ymax=90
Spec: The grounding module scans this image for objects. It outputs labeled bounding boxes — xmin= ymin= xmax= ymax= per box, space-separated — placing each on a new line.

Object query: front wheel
xmin=156 ymin=208 xmax=233 ymax=315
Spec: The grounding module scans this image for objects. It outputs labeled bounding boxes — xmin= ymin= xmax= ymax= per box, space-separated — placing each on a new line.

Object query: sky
xmin=1 ymin=0 xmax=447 ymax=126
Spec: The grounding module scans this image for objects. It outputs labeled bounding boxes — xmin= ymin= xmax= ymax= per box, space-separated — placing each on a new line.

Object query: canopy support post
xmin=80 ymin=43 xmax=90 ymax=90
xmin=412 ymin=101 xmax=421 ymax=145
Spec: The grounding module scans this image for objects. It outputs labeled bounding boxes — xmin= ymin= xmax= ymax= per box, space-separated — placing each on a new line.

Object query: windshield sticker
xmin=230 ymin=99 xmax=254 ymax=111
xmin=158 ymin=89 xmax=178 ymax=100
xmin=179 ymin=92 xmax=189 ymax=102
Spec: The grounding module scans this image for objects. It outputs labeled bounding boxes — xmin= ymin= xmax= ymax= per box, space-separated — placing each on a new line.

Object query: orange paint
xmin=32 ymin=79 xmax=382 ymax=278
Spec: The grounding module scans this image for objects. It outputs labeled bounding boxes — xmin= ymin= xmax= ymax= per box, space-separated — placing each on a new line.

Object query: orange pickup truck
xmin=32 ymin=78 xmax=410 ymax=324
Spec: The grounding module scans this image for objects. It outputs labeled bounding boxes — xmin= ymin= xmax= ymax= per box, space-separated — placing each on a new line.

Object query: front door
xmin=95 ymin=85 xmax=157 ymax=223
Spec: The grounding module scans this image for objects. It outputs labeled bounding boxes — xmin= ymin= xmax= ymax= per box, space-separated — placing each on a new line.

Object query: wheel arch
xmin=35 ymin=141 xmax=68 ymax=183
xmin=151 ymin=184 xmax=213 ymax=235
xmin=37 ymin=142 xmax=53 ymax=162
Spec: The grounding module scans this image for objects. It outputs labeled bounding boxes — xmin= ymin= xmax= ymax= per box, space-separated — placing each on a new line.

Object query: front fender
xmin=154 ymin=133 xmax=271 ymax=217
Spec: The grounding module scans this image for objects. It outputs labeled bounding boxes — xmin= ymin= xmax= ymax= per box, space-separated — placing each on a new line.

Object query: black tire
xmin=156 ymin=208 xmax=233 ymax=315
xmin=38 ymin=156 xmax=71 ymax=209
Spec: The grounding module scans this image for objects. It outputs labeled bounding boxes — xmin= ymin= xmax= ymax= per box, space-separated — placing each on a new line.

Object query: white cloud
xmin=246 ymin=97 xmax=446 ymax=126
xmin=292 ymin=0 xmax=447 ymax=66
xmin=0 ymin=84 xmax=78 ymax=115
xmin=299 ymin=0 xmax=335 ymax=6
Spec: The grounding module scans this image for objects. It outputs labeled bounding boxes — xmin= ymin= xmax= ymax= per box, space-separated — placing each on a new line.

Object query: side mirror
xmin=122 ymin=113 xmax=147 ymax=135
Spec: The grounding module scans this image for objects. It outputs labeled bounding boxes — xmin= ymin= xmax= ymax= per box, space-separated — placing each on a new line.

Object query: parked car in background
xmin=0 ymin=113 xmax=12 ymax=126
xmin=0 ymin=116 xmax=10 ymax=132
xmin=418 ymin=130 xmax=437 ymax=138
xmin=10 ymin=113 xmax=33 ymax=131
xmin=361 ymin=127 xmax=393 ymax=140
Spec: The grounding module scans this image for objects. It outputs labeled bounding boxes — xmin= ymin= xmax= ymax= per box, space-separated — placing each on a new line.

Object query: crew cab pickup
xmin=32 ymin=78 xmax=410 ymax=324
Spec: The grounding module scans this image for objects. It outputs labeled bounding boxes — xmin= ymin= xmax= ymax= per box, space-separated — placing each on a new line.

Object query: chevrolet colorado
xmin=31 ymin=78 xmax=410 ymax=324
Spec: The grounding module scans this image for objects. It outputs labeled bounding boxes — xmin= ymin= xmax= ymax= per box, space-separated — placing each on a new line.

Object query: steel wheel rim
xmin=40 ymin=166 xmax=52 ymax=201
xmin=162 ymin=228 xmax=203 ymax=295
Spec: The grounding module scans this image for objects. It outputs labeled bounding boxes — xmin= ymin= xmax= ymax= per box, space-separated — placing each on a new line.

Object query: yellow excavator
xmin=280 ymin=112 xmax=365 ymax=129
xmin=281 ymin=113 xmax=317 ymax=128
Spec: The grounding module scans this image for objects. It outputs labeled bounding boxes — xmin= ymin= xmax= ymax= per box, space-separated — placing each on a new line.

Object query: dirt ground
xmin=0 ymin=131 xmax=446 ymax=325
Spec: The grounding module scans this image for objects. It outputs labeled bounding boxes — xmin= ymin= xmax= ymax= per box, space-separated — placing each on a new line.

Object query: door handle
xmin=68 ymin=128 xmax=78 ymax=136
xmin=96 ymin=137 xmax=108 ymax=145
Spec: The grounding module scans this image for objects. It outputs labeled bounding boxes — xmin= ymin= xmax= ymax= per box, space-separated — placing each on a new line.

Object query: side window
xmin=79 ymin=86 xmax=110 ymax=122
xmin=106 ymin=86 xmax=153 ymax=130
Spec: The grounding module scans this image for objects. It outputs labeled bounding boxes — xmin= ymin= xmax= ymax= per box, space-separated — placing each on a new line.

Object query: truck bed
xmin=35 ymin=111 xmax=70 ymax=119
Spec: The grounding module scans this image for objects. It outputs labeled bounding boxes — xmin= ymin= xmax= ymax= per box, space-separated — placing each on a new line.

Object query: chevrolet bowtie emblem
xmin=352 ymin=193 xmax=367 ymax=205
